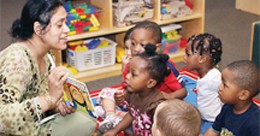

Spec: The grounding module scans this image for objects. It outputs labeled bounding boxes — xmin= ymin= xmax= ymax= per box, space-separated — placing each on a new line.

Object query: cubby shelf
xmin=54 ymin=0 xmax=205 ymax=82
xmin=73 ymin=49 xmax=185 ymax=82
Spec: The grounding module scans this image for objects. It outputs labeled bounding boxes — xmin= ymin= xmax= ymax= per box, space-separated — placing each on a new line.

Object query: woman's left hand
xmin=54 ymin=100 xmax=76 ymax=116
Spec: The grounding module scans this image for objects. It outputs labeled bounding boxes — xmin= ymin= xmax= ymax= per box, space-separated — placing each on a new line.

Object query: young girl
xmin=97 ymin=21 xmax=186 ymax=134
xmin=121 ymin=27 xmax=134 ymax=76
xmin=96 ymin=27 xmax=135 ymax=135
xmin=103 ymin=44 xmax=169 ymax=136
xmin=184 ymin=33 xmax=223 ymax=134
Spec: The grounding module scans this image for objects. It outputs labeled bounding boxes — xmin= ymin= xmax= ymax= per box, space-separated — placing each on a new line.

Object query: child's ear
xmin=199 ymin=55 xmax=207 ymax=64
xmin=153 ymin=128 xmax=164 ymax=136
xmin=147 ymin=79 xmax=157 ymax=89
xmin=155 ymin=43 xmax=162 ymax=53
xmin=239 ymin=89 xmax=250 ymax=100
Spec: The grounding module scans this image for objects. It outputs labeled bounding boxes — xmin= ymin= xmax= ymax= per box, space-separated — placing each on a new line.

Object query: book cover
xmin=63 ymin=77 xmax=96 ymax=118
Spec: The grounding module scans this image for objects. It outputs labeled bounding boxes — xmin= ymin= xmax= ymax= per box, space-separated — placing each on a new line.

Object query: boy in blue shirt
xmin=204 ymin=60 xmax=260 ymax=136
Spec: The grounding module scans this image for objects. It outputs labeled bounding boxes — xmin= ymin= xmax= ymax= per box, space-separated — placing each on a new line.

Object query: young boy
xmin=152 ymin=99 xmax=201 ymax=136
xmin=204 ymin=60 xmax=260 ymax=136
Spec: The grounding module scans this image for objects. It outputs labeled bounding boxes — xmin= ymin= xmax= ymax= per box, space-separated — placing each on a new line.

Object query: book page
xmin=63 ymin=77 xmax=95 ymax=118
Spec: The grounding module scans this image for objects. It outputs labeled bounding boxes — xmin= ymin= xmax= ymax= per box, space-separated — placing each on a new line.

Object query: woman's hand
xmin=48 ymin=67 xmax=68 ymax=103
xmin=54 ymin=100 xmax=76 ymax=116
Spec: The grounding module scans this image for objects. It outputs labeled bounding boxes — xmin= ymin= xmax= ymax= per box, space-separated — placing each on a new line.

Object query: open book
xmin=63 ymin=77 xmax=96 ymax=118
xmin=40 ymin=54 xmax=96 ymax=124
xmin=40 ymin=77 xmax=96 ymax=125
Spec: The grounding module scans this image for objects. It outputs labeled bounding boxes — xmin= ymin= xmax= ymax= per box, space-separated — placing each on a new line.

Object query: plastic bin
xmin=66 ymin=38 xmax=117 ymax=72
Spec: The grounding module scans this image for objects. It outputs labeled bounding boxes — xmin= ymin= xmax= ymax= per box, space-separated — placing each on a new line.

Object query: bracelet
xmin=33 ymin=97 xmax=42 ymax=121
xmin=44 ymin=94 xmax=55 ymax=109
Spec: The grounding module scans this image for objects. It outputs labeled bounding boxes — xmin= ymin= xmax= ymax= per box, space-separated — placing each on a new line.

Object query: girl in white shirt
xmin=183 ymin=33 xmax=223 ymax=134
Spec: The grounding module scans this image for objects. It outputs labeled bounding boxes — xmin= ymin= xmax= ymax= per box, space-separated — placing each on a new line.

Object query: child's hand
xmin=114 ymin=91 xmax=125 ymax=105
xmin=122 ymin=54 xmax=132 ymax=66
xmin=103 ymin=128 xmax=118 ymax=136
xmin=161 ymin=91 xmax=170 ymax=99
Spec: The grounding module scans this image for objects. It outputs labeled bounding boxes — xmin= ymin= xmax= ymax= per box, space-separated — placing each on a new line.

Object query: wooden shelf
xmin=74 ymin=49 xmax=185 ymax=82
xmin=236 ymin=0 xmax=260 ymax=15
xmin=55 ymin=0 xmax=205 ymax=82
xmin=67 ymin=13 xmax=202 ymax=41
xmin=74 ymin=63 xmax=122 ymax=82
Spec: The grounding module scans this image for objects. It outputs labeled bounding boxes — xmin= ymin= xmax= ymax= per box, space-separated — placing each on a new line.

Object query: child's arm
xmin=160 ymin=61 xmax=187 ymax=99
xmin=103 ymin=113 xmax=133 ymax=136
xmin=161 ymin=87 xmax=187 ymax=99
xmin=121 ymin=55 xmax=131 ymax=81
xmin=204 ymin=127 xmax=219 ymax=136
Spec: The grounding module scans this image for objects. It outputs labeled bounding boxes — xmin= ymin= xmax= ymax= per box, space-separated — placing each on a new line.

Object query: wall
xmin=0 ymin=0 xmax=26 ymax=51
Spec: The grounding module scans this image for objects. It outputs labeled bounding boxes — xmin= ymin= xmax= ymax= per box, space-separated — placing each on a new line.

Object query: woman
xmin=0 ymin=0 xmax=96 ymax=135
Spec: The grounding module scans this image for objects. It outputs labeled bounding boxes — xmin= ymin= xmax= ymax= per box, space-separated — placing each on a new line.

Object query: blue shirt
xmin=212 ymin=103 xmax=260 ymax=136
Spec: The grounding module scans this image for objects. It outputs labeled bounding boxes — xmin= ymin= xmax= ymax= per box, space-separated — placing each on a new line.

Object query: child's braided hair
xmin=188 ymin=33 xmax=222 ymax=66
xmin=139 ymin=44 xmax=171 ymax=86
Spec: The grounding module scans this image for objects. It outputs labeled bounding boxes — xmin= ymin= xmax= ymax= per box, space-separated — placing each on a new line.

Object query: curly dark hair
xmin=188 ymin=33 xmax=222 ymax=66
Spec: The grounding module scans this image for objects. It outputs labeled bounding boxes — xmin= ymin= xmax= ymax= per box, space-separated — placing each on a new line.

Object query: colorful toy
xmin=64 ymin=1 xmax=101 ymax=35
xmin=179 ymin=38 xmax=187 ymax=49
xmin=75 ymin=45 xmax=88 ymax=52
xmin=98 ymin=40 xmax=110 ymax=48
xmin=161 ymin=24 xmax=182 ymax=53
xmin=62 ymin=63 xmax=78 ymax=75
xmin=88 ymin=38 xmax=101 ymax=49
xmin=116 ymin=46 xmax=125 ymax=63
xmin=68 ymin=40 xmax=83 ymax=46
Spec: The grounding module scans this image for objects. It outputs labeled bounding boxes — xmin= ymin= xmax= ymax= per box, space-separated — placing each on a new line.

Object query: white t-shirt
xmin=197 ymin=68 xmax=223 ymax=122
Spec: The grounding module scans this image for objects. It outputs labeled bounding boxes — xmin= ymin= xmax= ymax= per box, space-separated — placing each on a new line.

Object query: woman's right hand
xmin=47 ymin=67 xmax=68 ymax=104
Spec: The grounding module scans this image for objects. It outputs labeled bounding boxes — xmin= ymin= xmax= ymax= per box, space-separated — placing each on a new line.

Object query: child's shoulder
xmin=166 ymin=60 xmax=178 ymax=71
xmin=222 ymin=102 xmax=259 ymax=115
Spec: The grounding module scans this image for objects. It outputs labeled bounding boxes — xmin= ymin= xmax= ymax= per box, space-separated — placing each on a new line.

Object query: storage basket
xmin=66 ymin=38 xmax=117 ymax=71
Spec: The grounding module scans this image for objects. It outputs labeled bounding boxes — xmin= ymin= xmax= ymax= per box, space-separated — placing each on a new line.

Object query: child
xmin=152 ymin=99 xmax=201 ymax=136
xmin=183 ymin=33 xmax=223 ymax=134
xmin=103 ymin=44 xmax=169 ymax=136
xmin=122 ymin=27 xmax=134 ymax=79
xmin=125 ymin=21 xmax=186 ymax=97
xmin=98 ymin=21 xmax=186 ymax=133
xmin=204 ymin=60 xmax=260 ymax=136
